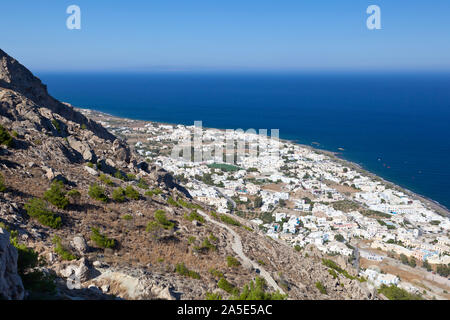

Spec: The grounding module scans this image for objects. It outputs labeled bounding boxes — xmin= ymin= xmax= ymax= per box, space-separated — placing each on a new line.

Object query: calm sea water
xmin=37 ymin=72 xmax=450 ymax=209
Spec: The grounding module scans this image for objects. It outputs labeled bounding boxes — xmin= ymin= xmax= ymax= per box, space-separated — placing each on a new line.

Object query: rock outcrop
xmin=0 ymin=228 xmax=24 ymax=300
xmin=91 ymin=269 xmax=177 ymax=300
xmin=0 ymin=49 xmax=115 ymax=142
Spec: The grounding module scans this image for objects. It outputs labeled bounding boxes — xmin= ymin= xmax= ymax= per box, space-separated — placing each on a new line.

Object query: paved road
xmin=198 ymin=210 xmax=285 ymax=295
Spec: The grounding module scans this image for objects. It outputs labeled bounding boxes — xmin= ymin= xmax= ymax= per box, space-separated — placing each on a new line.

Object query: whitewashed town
xmin=85 ymin=109 xmax=450 ymax=298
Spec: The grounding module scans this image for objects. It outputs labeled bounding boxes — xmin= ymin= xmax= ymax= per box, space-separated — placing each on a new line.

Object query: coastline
xmin=74 ymin=105 xmax=450 ymax=217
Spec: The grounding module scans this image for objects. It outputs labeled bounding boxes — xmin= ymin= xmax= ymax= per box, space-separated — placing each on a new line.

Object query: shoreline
xmin=74 ymin=105 xmax=449 ymax=216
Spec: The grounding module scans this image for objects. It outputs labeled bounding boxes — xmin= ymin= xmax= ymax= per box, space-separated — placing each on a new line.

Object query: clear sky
xmin=1 ymin=0 xmax=449 ymax=72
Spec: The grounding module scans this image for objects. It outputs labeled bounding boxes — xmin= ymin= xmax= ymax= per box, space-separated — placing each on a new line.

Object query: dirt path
xmin=198 ymin=210 xmax=285 ymax=295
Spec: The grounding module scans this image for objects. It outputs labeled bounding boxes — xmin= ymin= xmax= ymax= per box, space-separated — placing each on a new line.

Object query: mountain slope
xmin=0 ymin=49 xmax=375 ymax=300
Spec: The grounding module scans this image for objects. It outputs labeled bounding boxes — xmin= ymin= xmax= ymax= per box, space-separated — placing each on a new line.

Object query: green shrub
xmin=67 ymin=189 xmax=81 ymax=201
xmin=322 ymin=258 xmax=357 ymax=280
xmin=315 ymin=281 xmax=327 ymax=294
xmin=205 ymin=292 xmax=222 ymax=300
xmin=24 ymin=198 xmax=62 ymax=229
xmin=52 ymin=236 xmax=77 ymax=261
xmin=436 ymin=264 xmax=450 ymax=277
xmin=235 ymin=277 xmax=287 ymax=300
xmin=86 ymin=162 xmax=94 ymax=168
xmin=51 ymin=119 xmax=61 ymax=132
xmin=124 ymin=185 xmax=140 ymax=200
xmin=145 ymin=188 xmax=163 ymax=197
xmin=137 ymin=179 xmax=149 ymax=190
xmin=209 ymin=233 xmax=218 ymax=242
xmin=209 ymin=268 xmax=224 ymax=278
xmin=121 ymin=214 xmax=133 ymax=221
xmin=126 ymin=173 xmax=136 ymax=181
xmin=112 ymin=187 xmax=126 ymax=202
xmin=0 ymin=173 xmax=6 ymax=192
xmin=90 ymin=227 xmax=116 ymax=249
xmin=43 ymin=180 xmax=69 ymax=209
xmin=220 ymin=214 xmax=241 ymax=227
xmin=167 ymin=196 xmax=179 ymax=207
xmin=9 ymin=230 xmax=39 ymax=273
xmin=21 ymin=271 xmax=56 ymax=298
xmin=154 ymin=209 xmax=175 ymax=229
xmin=0 ymin=125 xmax=13 ymax=147
xmin=328 ymin=269 xmax=338 ymax=279
xmin=188 ymin=236 xmax=196 ymax=244
xmin=88 ymin=184 xmax=108 ymax=202
xmin=146 ymin=220 xmax=161 ymax=233
xmin=218 ymin=277 xmax=238 ymax=295
xmin=81 ymin=123 xmax=87 ymax=130
xmin=378 ymin=284 xmax=422 ymax=300
xmin=153 ymin=188 xmax=162 ymax=195
xmin=210 ymin=211 xmax=218 ymax=219
xmin=114 ymin=170 xmax=126 ymax=180
xmin=175 ymin=262 xmax=200 ymax=279
xmin=226 ymin=256 xmax=241 ymax=268
xmin=178 ymin=199 xmax=202 ymax=209
xmin=184 ymin=210 xmax=205 ymax=223
xmin=99 ymin=174 xmax=114 ymax=186
xmin=196 ymin=238 xmax=216 ymax=252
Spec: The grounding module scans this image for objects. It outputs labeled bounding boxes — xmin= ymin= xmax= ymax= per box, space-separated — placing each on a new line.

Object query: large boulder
xmin=149 ymin=165 xmax=191 ymax=198
xmin=60 ymin=257 xmax=91 ymax=283
xmin=93 ymin=270 xmax=177 ymax=300
xmin=67 ymin=136 xmax=95 ymax=162
xmin=112 ymin=139 xmax=131 ymax=164
xmin=70 ymin=235 xmax=89 ymax=255
xmin=0 ymin=228 xmax=24 ymax=300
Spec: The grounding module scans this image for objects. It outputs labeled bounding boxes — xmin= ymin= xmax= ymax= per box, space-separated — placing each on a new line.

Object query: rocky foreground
xmin=0 ymin=48 xmax=375 ymax=300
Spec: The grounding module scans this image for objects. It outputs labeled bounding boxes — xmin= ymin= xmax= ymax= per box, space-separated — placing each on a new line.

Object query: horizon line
xmin=33 ymin=67 xmax=450 ymax=74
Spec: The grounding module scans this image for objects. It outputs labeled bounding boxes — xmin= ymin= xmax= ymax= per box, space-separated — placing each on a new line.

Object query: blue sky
xmin=1 ymin=0 xmax=449 ymax=72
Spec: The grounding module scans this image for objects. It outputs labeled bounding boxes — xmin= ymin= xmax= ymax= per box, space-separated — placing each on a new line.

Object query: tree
xmin=0 ymin=125 xmax=13 ymax=147
xmin=423 ymin=259 xmax=432 ymax=272
xmin=226 ymin=256 xmax=241 ymax=268
xmin=90 ymin=227 xmax=116 ymax=249
xmin=112 ymin=187 xmax=126 ymax=202
xmin=236 ymin=277 xmax=287 ymax=300
xmin=436 ymin=264 xmax=450 ymax=277
xmin=43 ymin=180 xmax=69 ymax=209
xmin=88 ymin=184 xmax=108 ymax=202
xmin=254 ymin=196 xmax=263 ymax=208
xmin=67 ymin=189 xmax=81 ymax=203
xmin=334 ymin=234 xmax=345 ymax=242
xmin=24 ymin=198 xmax=62 ymax=229
xmin=399 ymin=254 xmax=409 ymax=265
xmin=154 ymin=210 xmax=175 ymax=230
xmin=227 ymin=201 xmax=234 ymax=211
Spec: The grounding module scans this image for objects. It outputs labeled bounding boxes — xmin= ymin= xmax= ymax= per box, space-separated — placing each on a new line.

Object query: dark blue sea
xmin=37 ymin=72 xmax=450 ymax=209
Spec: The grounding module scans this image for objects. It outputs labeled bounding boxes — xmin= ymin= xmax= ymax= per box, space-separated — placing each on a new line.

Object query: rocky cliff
xmin=0 ymin=228 xmax=24 ymax=299
xmin=0 ymin=49 xmax=114 ymax=142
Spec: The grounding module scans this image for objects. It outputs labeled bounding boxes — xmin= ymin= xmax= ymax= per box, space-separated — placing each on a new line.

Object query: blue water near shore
xmin=37 ymin=72 xmax=450 ymax=209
